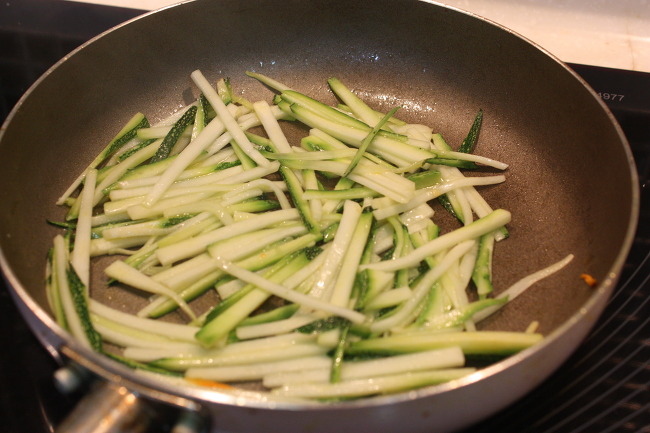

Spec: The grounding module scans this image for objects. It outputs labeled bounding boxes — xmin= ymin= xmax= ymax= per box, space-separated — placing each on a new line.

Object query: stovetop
xmin=1 ymin=1 xmax=648 ymax=432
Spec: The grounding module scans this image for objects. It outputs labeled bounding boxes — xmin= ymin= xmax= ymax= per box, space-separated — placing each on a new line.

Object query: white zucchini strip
xmin=372 ymin=175 xmax=505 ymax=220
xmin=91 ymin=139 xmax=162 ymax=206
xmin=438 ymin=259 xmax=475 ymax=332
xmin=160 ymin=343 xmax=328 ymax=371
xmin=45 ymin=255 xmax=63 ymax=327
xmin=127 ymin=192 xmax=215 ymax=220
xmin=290 ymin=105 xmax=426 ymax=166
xmin=464 ymin=186 xmax=495 ymax=218
xmin=329 ymin=212 xmax=373 ymax=307
xmin=153 ymin=226 xmax=306 ymax=291
xmin=91 ymin=315 xmax=198 ymax=350
xmin=459 ymin=242 xmax=478 ymax=282
xmin=473 ymin=254 xmax=575 ymax=322
xmin=193 ymin=146 xmax=237 ymax=167
xmin=175 ymin=161 xmax=279 ymax=188
xmin=399 ymin=203 xmax=435 ymax=234
xmin=363 ymin=287 xmax=413 ymax=311
xmin=136 ymin=125 xmax=176 ymax=140
xmin=223 ymin=179 xmax=291 ymax=209
xmin=123 ymin=346 xmax=208 ymax=362
xmin=362 ymin=209 xmax=511 ymax=272
xmin=455 ymin=187 xmax=475 ymax=225
xmin=222 ymin=189 xmax=263 ymax=206
xmin=106 ymin=188 xmax=218 ymax=215
xmin=88 ymin=300 xmax=199 ymax=342
xmin=70 ymin=168 xmax=97 ymax=287
xmin=271 ymin=368 xmax=476 ymax=398
xmin=253 ymin=100 xmax=293 ymax=153
xmin=216 ymin=278 xmax=247 ymax=299
xmin=104 ymin=260 xmax=196 ymax=320
xmin=369 ymin=240 xmax=476 ymax=334
xmin=156 ymin=208 xmax=300 ymax=266
xmin=280 ymin=244 xmax=329 ymax=290
xmin=209 ymin=255 xmax=367 ymax=324
xmin=433 ymin=149 xmax=508 ymax=170
xmin=90 ymin=236 xmax=152 ymax=256
xmin=246 ymin=70 xmax=293 ymax=92
xmin=347 ymin=172 xmax=412 ymax=204
xmin=302 ymin=170 xmax=323 ymax=222
xmin=91 ymin=212 xmax=130 ymax=227
xmin=53 ymin=235 xmax=91 ymax=348
xmin=216 ymin=332 xmax=317 ymax=354
xmin=309 ymin=200 xmax=362 ymax=300
xmin=202 ymin=110 xmax=271 ymax=156
xmin=157 ymin=212 xmax=219 ymax=247
xmin=140 ymin=227 xmax=310 ymax=315
xmin=191 ymin=70 xmax=270 ymax=167
xmin=201 ymin=106 xmax=286 ymax=157
xmin=372 ymin=222 xmax=396 ymax=255
xmin=57 ymin=112 xmax=151 ymax=204
xmin=109 ymin=181 xmax=236 ymax=201
xmin=267 ymin=149 xmax=357 ymax=160
xmin=104 ymin=136 xmax=147 ymax=167
xmin=208 ymin=225 xmax=307 ymax=262
xmin=142 ymin=116 xmax=227 ymax=207
xmin=437 ymin=164 xmax=471 ymax=224
xmin=151 ymin=253 xmax=219 ymax=290
xmin=327 ymin=77 xmax=386 ymax=129
xmin=283 ymin=158 xmax=414 ymax=204
xmin=441 ymin=259 xmax=471 ymax=312
xmin=354 ymin=159 xmax=416 ymax=201
xmin=138 ymin=231 xmax=320 ymax=317
xmin=185 ymin=355 xmax=333 ymax=382
xmin=464 ymin=187 xmax=508 ymax=242
xmin=127 ymin=332 xmax=316 ymax=362
xmin=117 ymin=164 xmax=244 ymax=190
xmin=101 ymin=219 xmax=177 ymax=240
xmin=263 ymin=346 xmax=465 ymax=387
xmin=163 ymin=200 xmax=232 ymax=224
xmin=101 ymin=195 xmax=147 ymax=215
xmin=235 ymin=314 xmax=318 ymax=340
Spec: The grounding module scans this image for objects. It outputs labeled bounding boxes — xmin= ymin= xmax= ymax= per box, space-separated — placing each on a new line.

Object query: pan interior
xmin=0 ymin=0 xmax=635 ymax=401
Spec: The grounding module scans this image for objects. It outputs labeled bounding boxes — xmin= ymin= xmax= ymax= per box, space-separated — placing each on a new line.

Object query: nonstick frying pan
xmin=0 ymin=0 xmax=639 ymax=432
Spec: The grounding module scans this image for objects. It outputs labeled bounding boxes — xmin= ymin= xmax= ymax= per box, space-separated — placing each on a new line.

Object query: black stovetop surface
xmin=1 ymin=1 xmax=648 ymax=432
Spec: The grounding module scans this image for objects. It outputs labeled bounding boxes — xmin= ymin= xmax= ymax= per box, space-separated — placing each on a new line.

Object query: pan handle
xmin=55 ymin=381 xmax=155 ymax=433
xmin=53 ymin=365 xmax=207 ymax=433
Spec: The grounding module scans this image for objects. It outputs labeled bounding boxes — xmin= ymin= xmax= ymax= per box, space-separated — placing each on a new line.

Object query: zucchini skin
xmin=104 ymin=112 xmax=151 ymax=161
xmin=280 ymin=166 xmax=321 ymax=236
xmin=67 ymin=267 xmax=103 ymax=351
xmin=459 ymin=109 xmax=483 ymax=154
xmin=150 ymin=105 xmax=198 ymax=163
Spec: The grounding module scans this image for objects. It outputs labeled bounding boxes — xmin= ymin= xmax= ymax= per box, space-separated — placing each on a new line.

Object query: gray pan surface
xmin=0 ymin=0 xmax=639 ymax=432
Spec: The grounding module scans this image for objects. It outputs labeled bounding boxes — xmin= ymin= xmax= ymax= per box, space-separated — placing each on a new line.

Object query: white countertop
xmin=66 ymin=0 xmax=650 ymax=73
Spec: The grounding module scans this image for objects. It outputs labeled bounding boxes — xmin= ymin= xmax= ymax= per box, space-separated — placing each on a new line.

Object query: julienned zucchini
xmin=67 ymin=267 xmax=103 ymax=352
xmin=459 ymin=109 xmax=483 ymax=154
xmin=146 ymin=232 xmax=322 ymax=319
xmin=196 ymin=251 xmax=313 ymax=347
xmin=150 ymin=105 xmax=198 ymax=163
xmin=104 ymin=112 xmax=151 ymax=159
xmin=346 ymin=331 xmax=543 ymax=356
xmin=282 ymin=167 xmax=321 ymax=234
xmin=46 ymin=70 xmax=574 ymax=401
xmin=56 ymin=112 xmax=150 ymax=205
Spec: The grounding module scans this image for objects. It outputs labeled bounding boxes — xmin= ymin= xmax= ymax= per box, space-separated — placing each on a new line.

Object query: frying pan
xmin=0 ymin=0 xmax=639 ymax=432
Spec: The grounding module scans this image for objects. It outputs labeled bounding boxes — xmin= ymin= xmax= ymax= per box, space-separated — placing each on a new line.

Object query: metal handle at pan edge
xmin=52 ymin=359 xmax=207 ymax=433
